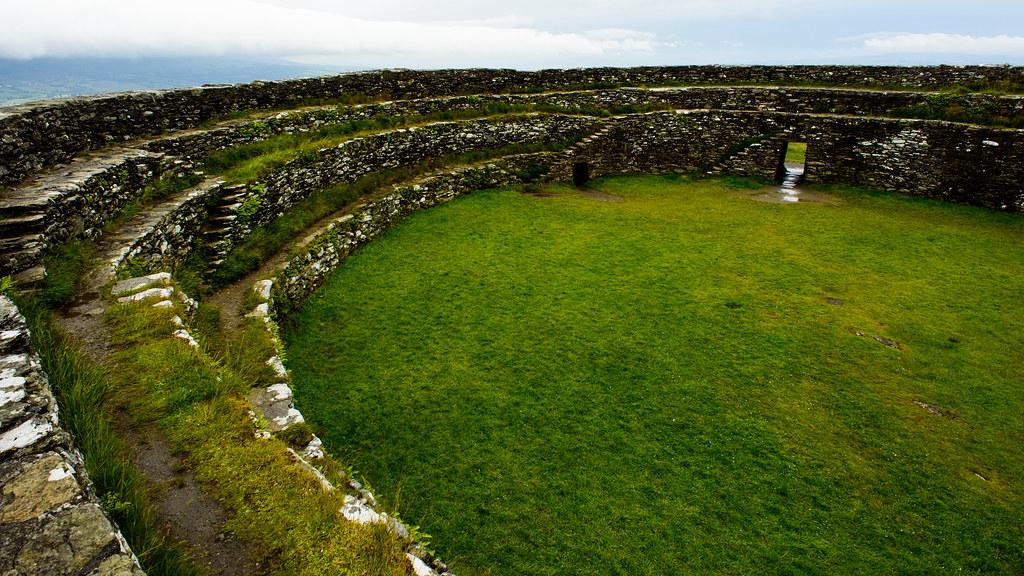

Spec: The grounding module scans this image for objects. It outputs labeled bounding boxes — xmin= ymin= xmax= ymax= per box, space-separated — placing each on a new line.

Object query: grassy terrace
xmin=284 ymin=175 xmax=1024 ymax=575
xmin=203 ymin=102 xmax=666 ymax=183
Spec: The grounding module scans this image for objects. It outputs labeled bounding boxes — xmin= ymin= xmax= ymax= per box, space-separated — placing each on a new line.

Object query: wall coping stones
xmin=110 ymin=272 xmax=171 ymax=296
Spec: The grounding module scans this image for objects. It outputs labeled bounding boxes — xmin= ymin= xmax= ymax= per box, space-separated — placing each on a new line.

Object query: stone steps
xmin=195 ymin=183 xmax=251 ymax=270
xmin=94 ymin=177 xmax=225 ymax=280
xmin=0 ymin=213 xmax=46 ymax=234
xmin=0 ymin=247 xmax=45 ymax=278
xmin=563 ymin=123 xmax=618 ymax=157
xmin=0 ymin=148 xmax=164 ymax=285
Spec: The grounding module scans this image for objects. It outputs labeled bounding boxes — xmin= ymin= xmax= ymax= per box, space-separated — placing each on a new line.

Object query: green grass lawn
xmin=785 ymin=141 xmax=807 ymax=164
xmin=284 ymin=175 xmax=1024 ymax=575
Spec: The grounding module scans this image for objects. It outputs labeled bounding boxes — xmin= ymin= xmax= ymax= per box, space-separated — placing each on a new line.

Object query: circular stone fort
xmin=1 ymin=66 xmax=1022 ymax=575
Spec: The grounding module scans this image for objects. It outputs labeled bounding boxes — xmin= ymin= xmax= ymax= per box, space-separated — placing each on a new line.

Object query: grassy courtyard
xmin=284 ymin=175 xmax=1023 ymax=575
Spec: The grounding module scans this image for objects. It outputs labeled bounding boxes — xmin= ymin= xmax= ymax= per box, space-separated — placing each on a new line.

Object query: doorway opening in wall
xmin=573 ymin=162 xmax=590 ymax=187
xmin=776 ymin=141 xmax=807 ymax=201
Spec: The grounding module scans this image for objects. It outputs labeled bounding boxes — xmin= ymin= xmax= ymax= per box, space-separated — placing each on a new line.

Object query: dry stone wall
xmin=212 ymin=115 xmax=597 ymax=260
xmin=3 ymin=70 xmax=1024 ymax=284
xmin=557 ymin=110 xmax=1024 ymax=211
xmin=0 ymin=150 xmax=165 ymax=283
xmin=138 ymin=87 xmax=1024 ymax=168
xmin=4 ymin=65 xmax=1023 ymax=186
xmin=0 ymin=296 xmax=144 ymax=576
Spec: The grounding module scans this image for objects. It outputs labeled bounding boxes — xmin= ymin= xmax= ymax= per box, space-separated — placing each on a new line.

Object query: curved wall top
xmin=3 ymin=65 xmax=1024 ymax=186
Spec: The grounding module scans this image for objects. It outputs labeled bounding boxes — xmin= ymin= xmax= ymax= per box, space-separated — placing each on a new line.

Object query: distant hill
xmin=0 ymin=57 xmax=340 ymax=107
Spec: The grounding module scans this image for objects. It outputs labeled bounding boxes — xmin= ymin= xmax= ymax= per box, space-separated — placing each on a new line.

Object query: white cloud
xmin=259 ymin=0 xmax=809 ymax=25
xmin=0 ymin=0 xmax=660 ymax=67
xmin=861 ymin=33 xmax=1024 ymax=55
xmin=3 ymin=0 xmax=1022 ymax=67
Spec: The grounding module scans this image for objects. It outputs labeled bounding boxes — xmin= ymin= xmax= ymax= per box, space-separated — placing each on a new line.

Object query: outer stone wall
xmin=3 ymin=65 xmax=1023 ymax=186
xmin=138 ymin=87 xmax=1024 ymax=170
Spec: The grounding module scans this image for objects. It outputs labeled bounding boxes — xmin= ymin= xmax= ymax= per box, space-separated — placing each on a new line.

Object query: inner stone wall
xmin=211 ymin=115 xmax=598 ymax=261
xmin=557 ymin=111 xmax=1024 ymax=211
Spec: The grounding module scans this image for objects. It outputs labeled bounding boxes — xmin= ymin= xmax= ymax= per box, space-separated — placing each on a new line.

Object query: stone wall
xmin=5 ymin=93 xmax=1023 ymax=284
xmin=557 ymin=111 xmax=1024 ymax=211
xmin=4 ymin=65 xmax=1023 ymax=186
xmin=140 ymin=87 xmax=1024 ymax=168
xmin=0 ymin=296 xmax=145 ymax=575
xmin=113 ymin=179 xmax=227 ymax=271
xmin=276 ymin=153 xmax=555 ymax=310
xmin=0 ymin=151 xmax=166 ymax=281
xmin=212 ymin=115 xmax=596 ymax=260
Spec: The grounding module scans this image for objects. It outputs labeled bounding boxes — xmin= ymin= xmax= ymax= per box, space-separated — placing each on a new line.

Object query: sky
xmin=1 ymin=0 xmax=1023 ymax=70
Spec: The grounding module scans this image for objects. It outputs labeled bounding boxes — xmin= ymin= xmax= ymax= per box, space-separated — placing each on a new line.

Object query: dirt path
xmin=58 ymin=257 xmax=262 ymax=576
xmin=118 ymin=415 xmax=262 ymax=576
xmin=205 ymin=178 xmax=404 ymax=332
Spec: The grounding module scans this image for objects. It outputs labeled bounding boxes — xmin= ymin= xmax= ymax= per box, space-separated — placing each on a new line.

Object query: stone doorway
xmin=572 ymin=162 xmax=590 ymax=187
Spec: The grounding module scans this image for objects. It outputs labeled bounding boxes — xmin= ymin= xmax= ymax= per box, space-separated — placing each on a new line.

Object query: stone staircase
xmin=198 ymin=183 xmax=249 ymax=270
xmin=563 ymin=122 xmax=619 ymax=158
xmin=712 ymin=136 xmax=786 ymax=177
xmin=95 ymin=177 xmax=226 ymax=282
xmin=0 ymin=149 xmax=164 ymax=289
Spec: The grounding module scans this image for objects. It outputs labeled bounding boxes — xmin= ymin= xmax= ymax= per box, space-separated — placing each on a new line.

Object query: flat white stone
xmin=48 ymin=463 xmax=75 ymax=482
xmin=303 ymin=435 xmax=324 ymax=460
xmin=266 ymin=356 xmax=287 ymax=378
xmin=253 ymin=279 xmax=273 ymax=301
xmin=407 ymin=554 xmax=435 ymax=576
xmin=0 ymin=373 xmax=26 ymax=389
xmin=982 ymin=140 xmax=1000 ymax=147
xmin=0 ymin=354 xmax=29 ymax=367
xmin=273 ymin=408 xmax=304 ymax=427
xmin=0 ymin=418 xmax=53 ymax=453
xmin=0 ymin=383 xmax=26 ymax=406
xmin=117 ymin=287 xmax=174 ymax=303
xmin=111 ymin=272 xmax=171 ymax=296
xmin=266 ymin=383 xmax=292 ymax=402
xmin=172 ymin=329 xmax=199 ymax=349
xmin=340 ymin=495 xmax=382 ymax=524
xmin=246 ymin=303 xmax=269 ymax=318
xmin=152 ymin=300 xmax=175 ymax=309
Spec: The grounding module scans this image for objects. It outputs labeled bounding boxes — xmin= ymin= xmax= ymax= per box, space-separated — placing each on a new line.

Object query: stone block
xmin=110 ymin=272 xmax=171 ymax=296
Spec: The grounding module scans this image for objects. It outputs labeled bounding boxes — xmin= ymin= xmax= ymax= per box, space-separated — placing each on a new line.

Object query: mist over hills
xmin=0 ymin=57 xmax=337 ymax=107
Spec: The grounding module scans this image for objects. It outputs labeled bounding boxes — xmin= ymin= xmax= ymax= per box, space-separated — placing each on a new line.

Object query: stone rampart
xmin=4 ymin=65 xmax=1023 ymax=186
xmin=212 ymin=115 xmax=597 ymax=260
